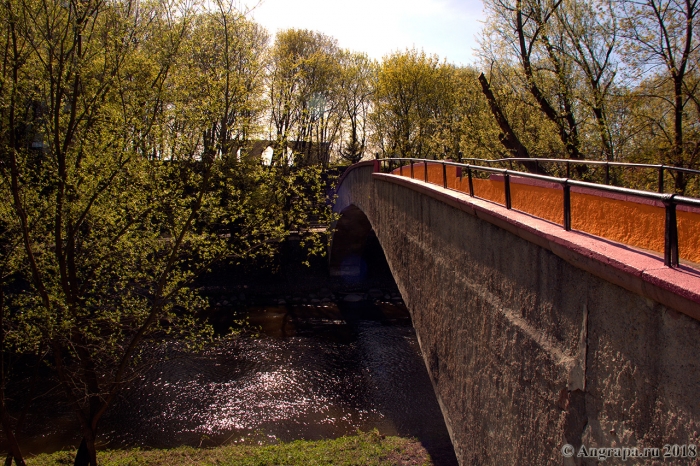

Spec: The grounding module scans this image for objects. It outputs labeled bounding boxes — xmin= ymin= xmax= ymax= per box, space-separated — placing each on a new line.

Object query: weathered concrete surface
xmin=333 ymin=163 xmax=700 ymax=465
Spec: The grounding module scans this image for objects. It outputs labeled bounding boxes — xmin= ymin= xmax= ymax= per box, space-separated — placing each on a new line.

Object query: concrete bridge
xmin=330 ymin=160 xmax=700 ymax=465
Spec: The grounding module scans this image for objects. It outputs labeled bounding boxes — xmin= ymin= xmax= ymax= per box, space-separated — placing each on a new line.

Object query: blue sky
xmin=245 ymin=0 xmax=486 ymax=65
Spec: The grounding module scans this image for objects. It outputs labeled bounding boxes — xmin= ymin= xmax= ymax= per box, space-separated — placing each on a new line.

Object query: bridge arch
xmin=328 ymin=204 xmax=372 ymax=278
xmin=331 ymin=160 xmax=700 ymax=465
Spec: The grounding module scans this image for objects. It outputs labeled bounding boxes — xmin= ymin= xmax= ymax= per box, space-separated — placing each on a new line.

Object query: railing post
xmin=605 ymin=162 xmax=610 ymax=184
xmin=424 ymin=161 xmax=428 ymax=183
xmin=373 ymin=160 xmax=379 ymax=173
xmin=658 ymin=165 xmax=665 ymax=193
xmin=410 ymin=160 xmax=414 ymax=179
xmin=664 ymin=195 xmax=679 ymax=267
xmin=504 ymin=171 xmax=512 ymax=209
xmin=563 ymin=181 xmax=571 ymax=231
xmin=442 ymin=161 xmax=447 ymax=189
xmin=388 ymin=158 xmax=393 ymax=173
xmin=467 ymin=166 xmax=474 ymax=196
xmin=566 ymin=161 xmax=571 ymax=179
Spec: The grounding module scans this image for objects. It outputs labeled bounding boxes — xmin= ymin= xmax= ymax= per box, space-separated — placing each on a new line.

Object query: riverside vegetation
xmin=1 ymin=0 xmax=700 ymax=464
xmin=26 ymin=431 xmax=433 ymax=466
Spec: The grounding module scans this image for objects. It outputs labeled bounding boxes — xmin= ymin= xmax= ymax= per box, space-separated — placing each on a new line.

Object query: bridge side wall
xmin=335 ymin=164 xmax=700 ymax=465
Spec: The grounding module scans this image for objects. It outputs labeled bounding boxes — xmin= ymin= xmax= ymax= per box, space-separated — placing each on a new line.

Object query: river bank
xmin=26 ymin=430 xmax=433 ymax=465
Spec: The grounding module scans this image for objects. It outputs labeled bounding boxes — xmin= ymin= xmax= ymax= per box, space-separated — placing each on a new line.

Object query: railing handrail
xmin=381 ymin=156 xmax=700 ymax=194
xmin=459 ymin=156 xmax=700 ymax=176
xmin=374 ymin=157 xmax=700 ymax=268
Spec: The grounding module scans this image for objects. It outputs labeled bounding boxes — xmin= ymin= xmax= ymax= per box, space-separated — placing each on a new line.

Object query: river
xmin=16 ymin=294 xmax=457 ymax=464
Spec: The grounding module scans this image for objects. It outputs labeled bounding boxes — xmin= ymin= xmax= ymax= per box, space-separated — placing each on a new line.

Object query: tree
xmin=0 ymin=172 xmax=28 ymax=466
xmin=267 ymin=29 xmax=342 ymax=167
xmin=180 ymin=2 xmax=269 ymax=161
xmin=0 ymin=0 xmax=321 ymax=464
xmin=371 ymin=49 xmax=452 ymax=159
xmin=0 ymin=0 xmax=220 ymax=462
xmin=481 ymin=0 xmax=587 ymax=161
xmin=337 ymin=51 xmax=375 ymax=163
xmin=449 ymin=67 xmax=508 ymax=161
xmin=478 ymin=71 xmax=534 ymax=161
xmin=619 ymin=0 xmax=700 ymax=191
xmin=557 ymin=0 xmax=619 ymax=161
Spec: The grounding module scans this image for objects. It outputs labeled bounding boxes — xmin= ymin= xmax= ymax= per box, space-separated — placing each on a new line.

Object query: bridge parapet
xmin=382 ymin=158 xmax=700 ymax=266
xmin=332 ymin=161 xmax=700 ymax=465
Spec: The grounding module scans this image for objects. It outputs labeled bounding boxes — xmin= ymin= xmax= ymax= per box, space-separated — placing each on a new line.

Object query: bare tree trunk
xmin=478 ymin=73 xmax=545 ymax=174
xmin=515 ymin=0 xmax=582 ymax=160
xmin=73 ymin=437 xmax=93 ymax=466
xmin=0 ymin=287 xmax=26 ymax=466
xmin=673 ymin=77 xmax=687 ymax=193
xmin=0 ymin=385 xmax=25 ymax=466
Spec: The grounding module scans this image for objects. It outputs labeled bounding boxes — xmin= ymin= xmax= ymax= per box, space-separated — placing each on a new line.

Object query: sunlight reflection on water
xmin=22 ymin=301 xmax=454 ymax=461
xmin=99 ymin=302 xmax=449 ymax=449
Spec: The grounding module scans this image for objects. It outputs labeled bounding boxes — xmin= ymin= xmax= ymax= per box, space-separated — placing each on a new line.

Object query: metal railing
xmin=460 ymin=157 xmax=700 ymax=194
xmin=374 ymin=158 xmax=700 ymax=268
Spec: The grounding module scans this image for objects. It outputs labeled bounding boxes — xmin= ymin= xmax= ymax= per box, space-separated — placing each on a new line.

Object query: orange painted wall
xmin=392 ymin=162 xmax=700 ymax=264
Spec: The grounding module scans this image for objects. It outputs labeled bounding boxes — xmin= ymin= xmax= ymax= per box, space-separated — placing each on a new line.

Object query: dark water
xmin=18 ymin=300 xmax=457 ymax=464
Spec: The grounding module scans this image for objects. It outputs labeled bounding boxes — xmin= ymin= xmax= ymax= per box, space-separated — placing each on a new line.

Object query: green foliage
xmin=371 ymin=50 xmax=446 ymax=159
xmin=337 ymin=51 xmax=375 ymax=163
xmin=0 ymin=0 xmax=335 ymax=463
xmin=267 ymin=29 xmax=343 ymax=167
xmin=370 ymin=49 xmax=515 ymax=163
xmin=26 ymin=431 xmax=433 ymax=466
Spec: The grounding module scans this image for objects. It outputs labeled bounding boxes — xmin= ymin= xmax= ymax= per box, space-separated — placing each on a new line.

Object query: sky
xmin=244 ymin=0 xmax=486 ymax=66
